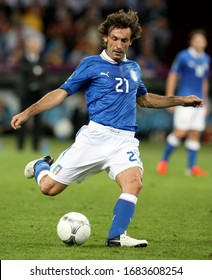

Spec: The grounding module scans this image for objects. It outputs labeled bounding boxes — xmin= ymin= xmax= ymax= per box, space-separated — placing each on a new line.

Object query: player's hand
xmin=10 ymin=112 xmax=29 ymax=130
xmin=183 ymin=95 xmax=203 ymax=107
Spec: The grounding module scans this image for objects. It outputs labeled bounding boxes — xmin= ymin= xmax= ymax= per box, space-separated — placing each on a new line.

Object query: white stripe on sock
xmin=119 ymin=193 xmax=138 ymax=205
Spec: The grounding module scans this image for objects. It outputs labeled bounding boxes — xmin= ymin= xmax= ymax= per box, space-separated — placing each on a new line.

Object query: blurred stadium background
xmin=0 ymin=0 xmax=211 ymax=149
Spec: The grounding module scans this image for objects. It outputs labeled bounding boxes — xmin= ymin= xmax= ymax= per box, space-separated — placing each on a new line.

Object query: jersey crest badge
xmin=130 ymin=70 xmax=138 ymax=81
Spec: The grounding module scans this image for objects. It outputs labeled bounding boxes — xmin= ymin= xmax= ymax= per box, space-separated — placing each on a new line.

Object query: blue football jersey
xmin=170 ymin=48 xmax=211 ymax=98
xmin=60 ymin=50 xmax=147 ymax=131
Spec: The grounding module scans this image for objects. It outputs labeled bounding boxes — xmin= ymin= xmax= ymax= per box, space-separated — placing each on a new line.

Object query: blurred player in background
xmin=157 ymin=29 xmax=211 ymax=176
xmin=16 ymin=35 xmax=46 ymax=151
xmin=11 ymin=10 xmax=203 ymax=247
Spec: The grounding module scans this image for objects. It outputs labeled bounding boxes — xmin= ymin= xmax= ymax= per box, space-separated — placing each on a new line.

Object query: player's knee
xmin=167 ymin=133 xmax=181 ymax=147
xmin=117 ymin=167 xmax=143 ymax=196
xmin=135 ymin=176 xmax=143 ymax=192
xmin=129 ymin=175 xmax=143 ymax=194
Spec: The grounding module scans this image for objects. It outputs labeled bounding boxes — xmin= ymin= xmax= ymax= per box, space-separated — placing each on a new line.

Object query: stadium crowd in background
xmin=0 ymin=0 xmax=211 ymax=144
xmin=0 ymin=0 xmax=172 ymax=71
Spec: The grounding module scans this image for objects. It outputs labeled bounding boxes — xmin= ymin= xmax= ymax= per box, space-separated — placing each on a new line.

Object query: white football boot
xmin=24 ymin=155 xmax=54 ymax=179
xmin=106 ymin=231 xmax=148 ymax=248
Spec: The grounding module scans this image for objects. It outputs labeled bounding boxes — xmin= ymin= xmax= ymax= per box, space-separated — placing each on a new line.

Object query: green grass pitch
xmin=0 ymin=135 xmax=211 ymax=260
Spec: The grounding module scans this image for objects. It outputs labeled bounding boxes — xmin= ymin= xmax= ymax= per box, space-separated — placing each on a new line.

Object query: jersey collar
xmin=100 ymin=50 xmax=127 ymax=64
xmin=188 ymin=47 xmax=204 ymax=58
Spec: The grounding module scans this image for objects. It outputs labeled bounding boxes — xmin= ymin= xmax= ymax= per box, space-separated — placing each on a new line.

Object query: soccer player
xmin=11 ymin=10 xmax=203 ymax=247
xmin=157 ymin=29 xmax=210 ymax=176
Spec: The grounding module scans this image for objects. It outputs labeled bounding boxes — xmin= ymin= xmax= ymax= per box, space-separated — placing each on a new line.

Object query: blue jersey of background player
xmin=60 ymin=50 xmax=147 ymax=132
xmin=11 ymin=10 xmax=203 ymax=248
xmin=171 ymin=47 xmax=210 ymax=98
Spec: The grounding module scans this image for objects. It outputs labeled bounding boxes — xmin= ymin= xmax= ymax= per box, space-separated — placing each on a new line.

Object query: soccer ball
xmin=56 ymin=212 xmax=91 ymax=246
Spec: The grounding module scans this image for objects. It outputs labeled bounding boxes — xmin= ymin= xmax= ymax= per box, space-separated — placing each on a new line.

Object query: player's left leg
xmin=106 ymin=167 xmax=148 ymax=247
xmin=184 ymin=107 xmax=208 ymax=176
xmin=39 ymin=176 xmax=68 ymax=195
xmin=24 ymin=155 xmax=68 ymax=195
xmin=185 ymin=130 xmax=208 ymax=176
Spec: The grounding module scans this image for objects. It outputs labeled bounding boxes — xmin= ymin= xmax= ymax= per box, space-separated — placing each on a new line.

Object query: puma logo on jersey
xmin=100 ymin=71 xmax=109 ymax=77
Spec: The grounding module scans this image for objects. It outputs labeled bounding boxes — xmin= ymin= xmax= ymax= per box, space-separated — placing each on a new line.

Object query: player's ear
xmin=103 ymin=35 xmax=108 ymax=44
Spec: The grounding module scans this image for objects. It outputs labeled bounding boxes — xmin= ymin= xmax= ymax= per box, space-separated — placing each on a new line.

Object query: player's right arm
xmin=11 ymin=88 xmax=68 ymax=130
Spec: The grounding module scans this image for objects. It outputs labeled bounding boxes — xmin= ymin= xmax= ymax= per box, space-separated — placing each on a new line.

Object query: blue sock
xmin=34 ymin=160 xmax=50 ymax=182
xmin=108 ymin=193 xmax=137 ymax=239
xmin=162 ymin=142 xmax=176 ymax=161
xmin=186 ymin=148 xmax=197 ymax=169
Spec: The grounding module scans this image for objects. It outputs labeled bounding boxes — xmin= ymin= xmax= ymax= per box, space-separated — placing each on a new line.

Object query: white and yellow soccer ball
xmin=57 ymin=212 xmax=91 ymax=246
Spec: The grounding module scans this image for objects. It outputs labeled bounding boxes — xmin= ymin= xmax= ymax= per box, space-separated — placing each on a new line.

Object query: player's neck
xmin=188 ymin=47 xmax=204 ymax=57
xmin=100 ymin=50 xmax=126 ymax=63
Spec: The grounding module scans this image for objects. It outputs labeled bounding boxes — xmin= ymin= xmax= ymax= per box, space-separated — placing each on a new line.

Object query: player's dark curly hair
xmin=98 ymin=9 xmax=142 ymax=45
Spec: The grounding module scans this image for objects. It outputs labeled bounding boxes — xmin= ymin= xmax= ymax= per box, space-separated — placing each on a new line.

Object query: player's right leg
xmin=24 ymin=155 xmax=68 ymax=195
xmin=185 ymin=136 xmax=208 ymax=176
xmin=106 ymin=167 xmax=148 ymax=248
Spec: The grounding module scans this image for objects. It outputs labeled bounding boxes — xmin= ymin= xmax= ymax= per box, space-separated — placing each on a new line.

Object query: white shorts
xmin=49 ymin=121 xmax=143 ymax=185
xmin=173 ymin=106 xmax=206 ymax=131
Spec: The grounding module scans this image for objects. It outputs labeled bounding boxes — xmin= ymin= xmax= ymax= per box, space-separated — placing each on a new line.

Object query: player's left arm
xmin=136 ymin=92 xmax=203 ymax=109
